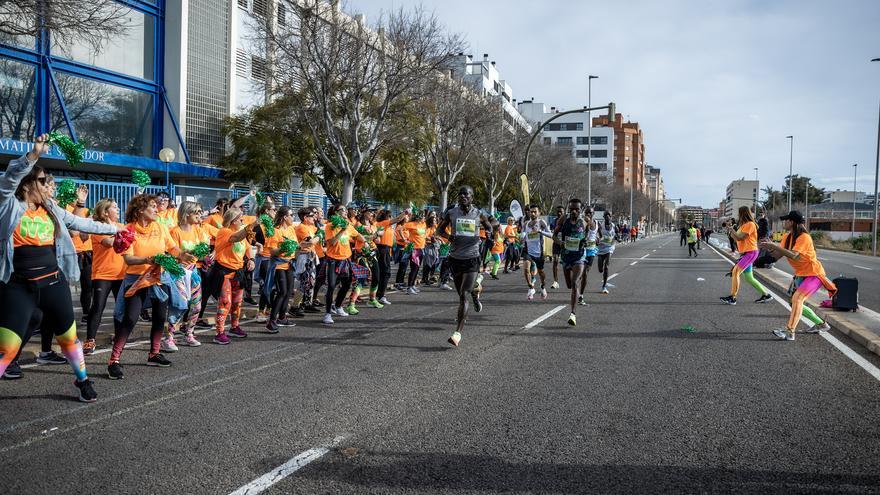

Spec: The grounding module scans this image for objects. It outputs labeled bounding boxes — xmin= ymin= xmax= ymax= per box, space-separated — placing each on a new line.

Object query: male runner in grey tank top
xmin=435 ymin=186 xmax=497 ymax=347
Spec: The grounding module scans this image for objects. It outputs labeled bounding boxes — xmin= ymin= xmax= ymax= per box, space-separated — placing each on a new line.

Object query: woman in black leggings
xmin=0 ymin=135 xmax=117 ymax=401
xmin=84 ymin=198 xmax=125 ymax=355
xmin=321 ymin=204 xmax=367 ymax=325
xmin=264 ymin=206 xmax=303 ymax=332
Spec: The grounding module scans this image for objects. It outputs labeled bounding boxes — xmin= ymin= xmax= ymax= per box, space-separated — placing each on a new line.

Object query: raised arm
xmin=0 ymin=134 xmax=49 ymax=203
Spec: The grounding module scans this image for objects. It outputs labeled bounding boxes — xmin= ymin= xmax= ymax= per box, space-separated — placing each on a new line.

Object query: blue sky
xmin=349 ymin=0 xmax=880 ymax=208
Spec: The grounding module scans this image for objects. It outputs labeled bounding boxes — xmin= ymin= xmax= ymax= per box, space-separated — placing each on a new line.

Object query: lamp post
xmin=159 ymin=147 xmax=175 ymax=196
xmin=753 ymin=167 xmax=758 ymax=214
xmin=587 ymin=75 xmax=598 ymax=206
xmin=804 ymin=177 xmax=810 ymax=230
xmin=852 ymin=163 xmax=858 ymax=240
xmin=786 ymin=135 xmax=794 ymax=211
xmin=871 ymin=57 xmax=879 ymax=256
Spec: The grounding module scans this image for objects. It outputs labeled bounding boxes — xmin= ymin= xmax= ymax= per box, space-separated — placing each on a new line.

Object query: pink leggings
xmin=788 ymin=276 xmax=822 ymax=330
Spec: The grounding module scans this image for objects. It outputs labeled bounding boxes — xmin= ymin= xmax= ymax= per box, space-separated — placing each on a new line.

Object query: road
xmin=2 ymin=233 xmax=880 ymax=494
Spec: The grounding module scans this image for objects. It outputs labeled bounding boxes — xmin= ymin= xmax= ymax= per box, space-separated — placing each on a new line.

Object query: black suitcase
xmin=832 ymin=277 xmax=859 ymax=311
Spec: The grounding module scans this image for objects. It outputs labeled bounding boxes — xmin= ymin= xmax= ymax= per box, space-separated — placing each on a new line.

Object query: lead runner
xmin=434 ymin=186 xmax=497 ymax=347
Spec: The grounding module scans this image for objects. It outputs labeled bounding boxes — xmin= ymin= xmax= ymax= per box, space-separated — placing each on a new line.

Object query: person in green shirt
xmin=687 ymin=223 xmax=698 ymax=257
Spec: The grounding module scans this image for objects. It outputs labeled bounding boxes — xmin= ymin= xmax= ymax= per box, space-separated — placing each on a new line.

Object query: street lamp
xmin=852 ymin=163 xmax=858 ymax=240
xmin=159 ymin=147 xmax=175 ymax=195
xmin=786 ymin=135 xmax=794 ymax=211
xmin=587 ymin=74 xmax=598 ymax=206
xmin=804 ymin=177 xmax=810 ymax=230
xmin=753 ymin=167 xmax=758 ymax=213
xmin=871 ymin=57 xmax=879 ymax=256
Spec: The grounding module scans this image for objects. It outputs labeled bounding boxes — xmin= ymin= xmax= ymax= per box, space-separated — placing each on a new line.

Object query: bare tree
xmin=471 ymin=121 xmax=527 ymax=214
xmin=0 ymin=1 xmax=130 ymax=51
xmin=529 ymin=143 xmax=584 ymax=213
xmin=257 ymin=0 xmax=463 ymax=204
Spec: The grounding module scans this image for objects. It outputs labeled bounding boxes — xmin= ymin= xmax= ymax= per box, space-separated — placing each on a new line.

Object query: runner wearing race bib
xmin=553 ymin=199 xmax=589 ymax=326
xmin=520 ymin=204 xmax=552 ymax=301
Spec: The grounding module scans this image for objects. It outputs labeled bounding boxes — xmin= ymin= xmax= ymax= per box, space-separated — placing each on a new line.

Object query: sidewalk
xmin=709 ymin=239 xmax=880 ymax=358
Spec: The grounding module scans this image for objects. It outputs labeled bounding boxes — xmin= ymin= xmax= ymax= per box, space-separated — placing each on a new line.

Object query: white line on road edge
xmin=854 ymin=265 xmax=873 ymax=271
xmin=524 ymin=305 xmax=566 ymax=329
xmin=608 ymin=273 xmax=619 ymax=281
xmin=230 ymin=436 xmax=346 ymax=495
xmin=640 ymin=253 xmax=650 ymax=259
xmin=629 ymin=261 xmax=638 ymax=266
xmin=707 ymin=244 xmax=880 ymax=382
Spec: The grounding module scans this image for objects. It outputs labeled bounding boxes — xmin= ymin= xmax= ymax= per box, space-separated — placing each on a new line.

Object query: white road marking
xmin=629 ymin=261 xmax=638 ymax=266
xmin=817 ymin=257 xmax=828 ymax=261
xmin=607 ymin=273 xmax=619 ymax=281
xmin=707 ymin=243 xmax=880 ymax=382
xmin=229 ymin=436 xmax=346 ymax=495
xmin=640 ymin=253 xmax=650 ymax=259
xmin=524 ymin=305 xmax=566 ymax=329
xmin=697 ymin=277 xmax=705 ymax=281
xmin=853 ymin=265 xmax=873 ymax=271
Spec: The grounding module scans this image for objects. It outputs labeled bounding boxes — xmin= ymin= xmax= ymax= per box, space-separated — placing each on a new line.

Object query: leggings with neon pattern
xmin=216 ymin=277 xmax=244 ymax=333
xmin=0 ymin=274 xmax=87 ymax=381
xmin=167 ymin=274 xmax=202 ymax=338
xmin=730 ymin=250 xmax=768 ymax=297
xmin=788 ymin=276 xmax=825 ymax=331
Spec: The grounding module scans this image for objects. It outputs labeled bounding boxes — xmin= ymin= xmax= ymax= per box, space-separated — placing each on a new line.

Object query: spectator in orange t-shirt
xmin=84 ymin=198 xmax=126 ymax=355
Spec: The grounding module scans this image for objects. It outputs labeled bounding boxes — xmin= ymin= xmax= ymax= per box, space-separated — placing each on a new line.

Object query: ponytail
xmin=784 ymin=224 xmax=808 ymax=250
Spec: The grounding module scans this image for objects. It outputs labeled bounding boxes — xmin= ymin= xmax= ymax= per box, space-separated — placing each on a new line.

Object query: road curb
xmin=713 ymin=245 xmax=880 ymax=359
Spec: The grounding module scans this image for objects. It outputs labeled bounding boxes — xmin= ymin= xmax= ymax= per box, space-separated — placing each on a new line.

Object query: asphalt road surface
xmin=3 ymin=233 xmax=880 ymax=494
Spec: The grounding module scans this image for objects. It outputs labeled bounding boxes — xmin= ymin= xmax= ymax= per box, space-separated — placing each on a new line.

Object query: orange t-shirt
xmin=504 ymin=225 xmax=518 ymax=242
xmin=13 ymin=207 xmax=55 ymax=247
xmin=294 ymin=223 xmax=318 ymax=254
xmin=324 ymin=224 xmax=358 ymax=260
xmin=736 ymin=221 xmax=758 ymax=253
xmin=403 ymin=221 xmax=427 ymax=249
xmin=215 ymin=227 xmax=248 ymax=270
xmin=375 ymin=219 xmax=394 ymax=247
xmin=491 ymin=233 xmax=505 ymax=254
xmin=353 ymin=223 xmax=375 ymax=252
xmin=124 ymin=221 xmax=177 ymax=277
xmin=265 ymin=224 xmax=299 ymax=270
xmin=259 ymin=224 xmax=274 ymax=257
xmin=394 ymin=224 xmax=408 ymax=247
xmin=91 ymin=222 xmax=126 ymax=280
xmin=66 ymin=205 xmax=92 ymax=253
xmin=156 ymin=208 xmax=178 ymax=229
xmin=479 ymin=227 xmax=487 ymax=239
xmin=782 ymin=232 xmax=825 ymax=277
xmin=204 ymin=213 xmax=224 ymax=230
xmin=170 ymin=224 xmax=212 ymax=269
xmin=425 ymin=226 xmax=436 ymax=244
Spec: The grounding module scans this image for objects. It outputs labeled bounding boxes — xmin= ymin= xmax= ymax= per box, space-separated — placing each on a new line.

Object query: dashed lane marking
xmin=229 ymin=436 xmax=347 ymax=495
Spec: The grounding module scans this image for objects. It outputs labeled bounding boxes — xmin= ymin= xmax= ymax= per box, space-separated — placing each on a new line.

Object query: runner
xmin=0 ymin=136 xmax=116 ymax=400
xmin=577 ymin=206 xmax=599 ymax=305
xmin=553 ymin=198 xmax=588 ymax=326
xmin=84 ymin=198 xmax=126 ymax=355
xmin=758 ymin=210 xmax=835 ymax=341
xmin=597 ymin=210 xmax=617 ymax=294
xmin=687 ymin=223 xmax=698 ymax=257
xmin=434 ymin=186 xmax=497 ymax=347
xmin=520 ymin=204 xmax=552 ymax=300
xmin=721 ymin=206 xmax=772 ymax=305
xmin=548 ymin=205 xmax=565 ymax=289
xmin=166 ymin=201 xmax=212 ymax=348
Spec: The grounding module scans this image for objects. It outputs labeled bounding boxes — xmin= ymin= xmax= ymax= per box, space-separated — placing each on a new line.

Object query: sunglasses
xmin=192 ymin=210 xmax=203 ymax=215
xmin=37 ymin=176 xmax=48 ymax=185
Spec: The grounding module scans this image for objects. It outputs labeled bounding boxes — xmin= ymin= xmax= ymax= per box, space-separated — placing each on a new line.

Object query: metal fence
xmin=73 ymin=179 xmax=169 ymax=212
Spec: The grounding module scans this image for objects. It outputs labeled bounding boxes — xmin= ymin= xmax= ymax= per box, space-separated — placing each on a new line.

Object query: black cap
xmin=780 ymin=210 xmax=805 ymax=224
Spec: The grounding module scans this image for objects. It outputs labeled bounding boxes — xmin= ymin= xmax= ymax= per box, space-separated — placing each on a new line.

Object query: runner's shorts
xmin=525 ymin=252 xmax=545 ymax=271
xmin=449 ymin=256 xmax=481 ymax=276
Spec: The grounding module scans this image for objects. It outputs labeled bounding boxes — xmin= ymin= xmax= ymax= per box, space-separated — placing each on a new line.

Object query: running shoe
xmin=334 ymin=306 xmax=350 ymax=317
xmin=806 ymin=322 xmax=831 ymax=334
xmin=303 ymin=305 xmax=322 ymax=313
xmin=195 ymin=319 xmax=212 ymax=329
xmin=266 ymin=320 xmax=280 ymax=334
xmin=412 ymin=286 xmax=421 ymax=294
xmin=80 ymin=315 xmax=88 ymax=325
xmin=36 ymin=351 xmax=67 ymax=365
xmin=229 ymin=326 xmax=248 ymax=338
xmin=472 ymin=292 xmax=483 ymax=312
xmin=541 ymin=288 xmax=548 ymax=300
xmin=2 ymin=360 xmax=22 ymax=379
xmin=160 ymin=337 xmax=179 ymax=353
xmin=107 ymin=362 xmax=124 ymax=380
xmin=448 ymin=331 xmax=461 ymax=347
xmin=256 ymin=311 xmax=269 ymax=323
xmin=550 ymin=281 xmax=559 ymax=289
xmin=379 ymin=297 xmax=392 ymax=305
xmin=74 ymin=378 xmax=97 ymax=403
xmin=490 ymin=274 xmax=500 ymax=280
xmin=290 ymin=307 xmax=306 ymax=319
xmin=772 ymin=328 xmax=795 ymax=341
xmin=720 ymin=296 xmax=738 ymax=305
xmin=568 ymin=313 xmax=577 ymax=326
xmin=527 ymin=288 xmax=535 ymax=301
xmin=243 ymin=296 xmax=258 ymax=306
xmin=440 ymin=283 xmax=454 ymax=291
xmin=578 ymin=295 xmax=586 ymax=306
xmin=367 ymin=299 xmax=384 ymax=309
xmin=183 ymin=334 xmax=201 ymax=347
xmin=213 ymin=333 xmax=231 ymax=345
xmin=83 ymin=339 xmax=97 ymax=356
xmin=147 ymin=353 xmax=172 ymax=367
xmin=276 ymin=319 xmax=296 ymax=327
xmin=754 ymin=294 xmax=773 ymax=304
xmin=601 ymin=286 xmax=609 ymax=294
xmin=140 ymin=309 xmax=151 ymax=322
xmin=322 ymin=313 xmax=335 ymax=325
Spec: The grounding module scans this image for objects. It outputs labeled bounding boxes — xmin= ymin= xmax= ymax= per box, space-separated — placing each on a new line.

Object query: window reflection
xmin=50 ymin=73 xmax=153 ymax=157
xmin=0 ymin=59 xmax=37 ymax=141
xmin=51 ymin=8 xmax=155 ymax=80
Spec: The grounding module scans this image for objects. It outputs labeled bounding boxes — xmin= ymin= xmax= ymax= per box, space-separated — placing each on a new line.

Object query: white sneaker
xmin=255 ymin=311 xmax=268 ymax=323
xmin=805 ymin=322 xmax=831 ymax=333
xmin=334 ymin=307 xmax=350 ymax=317
xmin=550 ymin=281 xmax=559 ymax=289
xmin=379 ymin=297 xmax=391 ymax=305
xmin=601 ymin=286 xmax=609 ymax=294
xmin=541 ymin=288 xmax=548 ymax=300
xmin=527 ymin=288 xmax=535 ymax=300
xmin=440 ymin=283 xmax=453 ymax=291
xmin=406 ymin=287 xmax=418 ymax=295
xmin=160 ymin=337 xmax=179 ymax=353
xmin=772 ymin=328 xmax=795 ymax=341
xmin=322 ymin=313 xmax=334 ymax=325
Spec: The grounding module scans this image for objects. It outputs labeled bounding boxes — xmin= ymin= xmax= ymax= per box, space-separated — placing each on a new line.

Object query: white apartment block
xmin=823 ymin=190 xmax=868 ymax=204
xmin=448 ymin=53 xmax=532 ymax=134
xmin=724 ymin=179 xmax=759 ymax=218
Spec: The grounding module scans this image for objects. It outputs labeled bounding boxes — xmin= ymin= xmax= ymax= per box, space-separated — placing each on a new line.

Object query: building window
xmin=235 ymin=49 xmax=249 ymax=77
xmin=590 ymin=163 xmax=608 ymax=172
xmin=238 ymin=0 xmax=248 ymax=9
xmin=0 ymin=59 xmax=37 ymax=141
xmin=556 ymin=137 xmax=572 ymax=146
xmin=50 ymin=73 xmax=154 ymax=157
xmin=253 ymin=0 xmax=268 ymax=16
xmin=590 ymin=149 xmax=607 ymax=158
xmin=546 ymin=122 xmax=583 ymax=131
xmin=278 ymin=2 xmax=287 ymax=26
xmin=251 ymin=56 xmax=267 ymax=81
xmin=576 ymin=136 xmax=588 ymax=145
xmin=51 ymin=9 xmax=156 ymax=81
xmin=591 ymin=136 xmax=607 ymax=145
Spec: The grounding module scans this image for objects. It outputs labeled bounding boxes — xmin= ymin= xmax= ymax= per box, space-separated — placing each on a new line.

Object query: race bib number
xmin=584 ymin=239 xmax=597 ymax=249
xmin=564 ymin=235 xmax=582 ymax=251
xmin=527 ymin=231 xmax=540 ymax=240
xmin=601 ymin=235 xmax=613 ymax=244
xmin=456 ymin=218 xmax=477 ymax=237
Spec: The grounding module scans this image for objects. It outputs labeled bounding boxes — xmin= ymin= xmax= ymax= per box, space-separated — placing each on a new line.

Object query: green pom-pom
xmin=403 ymin=241 xmax=414 ymax=254
xmin=256 ymin=192 xmax=266 ymax=207
xmin=356 ymin=225 xmax=371 ymax=236
xmin=190 ymin=242 xmax=211 ymax=260
xmin=438 ymin=243 xmax=450 ymax=257
xmin=493 ymin=211 xmax=503 ymax=221
xmin=153 ymin=253 xmax=185 ymax=279
xmin=47 ymin=132 xmax=85 ymax=167
xmin=329 ymin=215 xmax=348 ymax=229
xmin=361 ymin=245 xmax=374 ymax=257
xmin=55 ymin=179 xmax=78 ymax=207
xmin=279 ymin=238 xmax=299 ymax=256
xmin=260 ymin=214 xmax=275 ymax=237
xmin=131 ymin=170 xmax=151 ymax=189
xmin=316 ymin=228 xmax=326 ymax=240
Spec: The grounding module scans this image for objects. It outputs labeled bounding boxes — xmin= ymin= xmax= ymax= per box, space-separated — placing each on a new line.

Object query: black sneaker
xmin=754 ymin=294 xmax=773 ymax=304
xmin=720 ymin=296 xmax=737 ymax=305
xmin=107 ymin=362 xmax=125 ymax=380
xmin=303 ymin=305 xmax=321 ymax=314
xmin=243 ymin=296 xmax=258 ymax=306
xmin=147 ymin=354 xmax=172 ymax=367
xmin=74 ymin=378 xmax=97 ymax=403
xmin=36 ymin=350 xmax=68 ymax=365
xmin=195 ymin=319 xmax=212 ymax=329
xmin=80 ymin=315 xmax=89 ymax=325
xmin=266 ymin=321 xmax=280 ymax=334
xmin=2 ymin=360 xmax=22 ymax=379
xmin=289 ymin=307 xmax=305 ymax=319
xmin=140 ymin=310 xmax=151 ymax=322
xmin=276 ymin=319 xmax=296 ymax=327
xmin=472 ymin=292 xmax=483 ymax=313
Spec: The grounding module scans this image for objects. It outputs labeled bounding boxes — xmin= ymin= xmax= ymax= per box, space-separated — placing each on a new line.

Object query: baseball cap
xmin=779 ymin=210 xmax=805 ymax=224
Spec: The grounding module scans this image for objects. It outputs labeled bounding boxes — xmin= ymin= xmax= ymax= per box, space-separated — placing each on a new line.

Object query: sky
xmin=346 ymin=0 xmax=880 ymax=208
